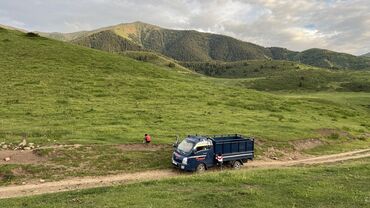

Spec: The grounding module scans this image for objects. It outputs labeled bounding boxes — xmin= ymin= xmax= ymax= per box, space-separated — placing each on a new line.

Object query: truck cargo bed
xmin=210 ymin=134 xmax=254 ymax=161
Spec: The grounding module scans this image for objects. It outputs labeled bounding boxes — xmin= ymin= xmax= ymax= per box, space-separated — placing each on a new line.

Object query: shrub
xmin=1 ymin=173 xmax=15 ymax=182
xmin=298 ymin=81 xmax=303 ymax=88
xmin=328 ymin=133 xmax=340 ymax=140
xmin=134 ymin=55 xmax=149 ymax=62
xmin=25 ymin=32 xmax=40 ymax=38
xmin=168 ymin=62 xmax=176 ymax=68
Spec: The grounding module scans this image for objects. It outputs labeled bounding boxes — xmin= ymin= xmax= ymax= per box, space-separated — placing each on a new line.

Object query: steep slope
xmin=1 ymin=27 xmax=369 ymax=144
xmin=68 ymin=22 xmax=271 ymax=62
xmin=39 ymin=22 xmax=370 ymax=70
xmin=41 ymin=22 xmax=272 ymax=61
xmin=71 ymin=30 xmax=142 ymax=52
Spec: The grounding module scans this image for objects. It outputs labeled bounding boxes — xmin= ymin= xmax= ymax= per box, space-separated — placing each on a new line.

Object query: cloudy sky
xmin=0 ymin=0 xmax=369 ymax=55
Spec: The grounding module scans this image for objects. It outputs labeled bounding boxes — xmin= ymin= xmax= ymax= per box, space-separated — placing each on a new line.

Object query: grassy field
xmin=0 ymin=28 xmax=369 ymax=186
xmin=0 ymin=28 xmax=369 ymax=145
xmin=0 ymin=145 xmax=173 ymax=186
xmin=1 ymin=158 xmax=369 ymax=207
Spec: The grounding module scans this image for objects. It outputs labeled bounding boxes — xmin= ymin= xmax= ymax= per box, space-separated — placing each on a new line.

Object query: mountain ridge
xmin=8 ymin=21 xmax=370 ymax=70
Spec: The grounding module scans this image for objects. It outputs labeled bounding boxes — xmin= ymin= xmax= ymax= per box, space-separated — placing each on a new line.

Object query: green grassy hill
xmin=0 ymin=27 xmax=369 ymax=145
xmin=181 ymin=60 xmax=370 ymax=92
xmin=121 ymin=51 xmax=191 ymax=73
xmin=269 ymin=47 xmax=370 ymax=70
xmin=40 ymin=22 xmax=370 ymax=70
xmin=361 ymin=52 xmax=370 ymax=57
xmin=181 ymin=60 xmax=313 ymax=78
xmin=241 ymin=70 xmax=370 ymax=92
xmin=291 ymin=48 xmax=370 ymax=70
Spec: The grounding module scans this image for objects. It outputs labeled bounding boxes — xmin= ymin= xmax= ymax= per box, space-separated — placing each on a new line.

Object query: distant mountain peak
xmin=38 ymin=22 xmax=370 ymax=70
xmin=361 ymin=52 xmax=370 ymax=57
xmin=115 ymin=21 xmax=161 ymax=29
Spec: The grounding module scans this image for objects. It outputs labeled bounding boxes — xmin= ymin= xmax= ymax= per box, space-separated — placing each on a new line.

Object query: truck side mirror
xmin=173 ymin=136 xmax=179 ymax=148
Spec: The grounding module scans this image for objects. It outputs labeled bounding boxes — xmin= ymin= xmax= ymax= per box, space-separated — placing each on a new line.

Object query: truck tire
xmin=232 ymin=161 xmax=242 ymax=169
xmin=196 ymin=163 xmax=206 ymax=173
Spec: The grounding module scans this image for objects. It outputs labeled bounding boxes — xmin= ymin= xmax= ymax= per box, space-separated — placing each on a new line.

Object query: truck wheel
xmin=232 ymin=161 xmax=242 ymax=170
xmin=196 ymin=163 xmax=206 ymax=173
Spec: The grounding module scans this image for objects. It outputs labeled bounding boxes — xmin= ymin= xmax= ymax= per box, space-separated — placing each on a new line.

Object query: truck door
xmin=194 ymin=146 xmax=208 ymax=165
xmin=204 ymin=145 xmax=214 ymax=167
xmin=194 ymin=145 xmax=214 ymax=167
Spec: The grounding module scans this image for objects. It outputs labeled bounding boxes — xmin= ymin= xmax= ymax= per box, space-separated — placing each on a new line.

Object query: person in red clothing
xmin=144 ymin=134 xmax=151 ymax=144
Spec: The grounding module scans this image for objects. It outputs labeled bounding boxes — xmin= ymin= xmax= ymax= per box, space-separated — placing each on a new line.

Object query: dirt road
xmin=0 ymin=148 xmax=369 ymax=199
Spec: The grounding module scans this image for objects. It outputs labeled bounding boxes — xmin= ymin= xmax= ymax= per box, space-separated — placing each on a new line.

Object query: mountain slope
xmin=41 ymin=22 xmax=273 ymax=62
xmin=1 ymin=27 xmax=369 ymax=144
xmin=292 ymin=48 xmax=370 ymax=70
xmin=71 ymin=30 xmax=142 ymax=52
xmin=40 ymin=22 xmax=370 ymax=70
xmin=181 ymin=60 xmax=370 ymax=91
xmin=361 ymin=52 xmax=370 ymax=57
xmin=268 ymin=47 xmax=370 ymax=70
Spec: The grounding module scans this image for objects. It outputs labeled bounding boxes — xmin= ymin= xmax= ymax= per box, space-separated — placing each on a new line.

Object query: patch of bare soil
xmin=37 ymin=144 xmax=82 ymax=150
xmin=262 ymin=146 xmax=305 ymax=161
xmin=116 ymin=144 xmax=169 ymax=151
xmin=0 ymin=148 xmax=368 ymax=199
xmin=291 ymin=138 xmax=324 ymax=151
xmin=0 ymin=150 xmax=46 ymax=165
xmin=316 ymin=128 xmax=352 ymax=138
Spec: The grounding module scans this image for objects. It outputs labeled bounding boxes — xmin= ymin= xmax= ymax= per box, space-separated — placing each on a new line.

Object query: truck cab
xmin=172 ymin=135 xmax=254 ymax=172
xmin=172 ymin=136 xmax=214 ymax=171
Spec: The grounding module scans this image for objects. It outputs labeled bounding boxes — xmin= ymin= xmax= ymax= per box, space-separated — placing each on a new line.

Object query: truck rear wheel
xmin=196 ymin=163 xmax=206 ymax=173
xmin=232 ymin=161 xmax=242 ymax=169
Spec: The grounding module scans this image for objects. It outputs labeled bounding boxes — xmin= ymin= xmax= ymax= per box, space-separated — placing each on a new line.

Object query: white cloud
xmin=0 ymin=0 xmax=369 ymax=55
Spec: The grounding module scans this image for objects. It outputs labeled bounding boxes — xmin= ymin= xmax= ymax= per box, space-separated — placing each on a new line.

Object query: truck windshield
xmin=177 ymin=139 xmax=195 ymax=155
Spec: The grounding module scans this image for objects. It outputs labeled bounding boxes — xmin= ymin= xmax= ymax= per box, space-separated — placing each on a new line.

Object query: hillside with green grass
xmin=1 ymin=27 xmax=370 ymax=145
xmin=362 ymin=52 xmax=370 ymax=57
xmin=0 ymin=26 xmax=370 ymax=189
xmin=71 ymin=30 xmax=142 ymax=52
xmin=40 ymin=22 xmax=370 ymax=70
xmin=2 ymin=158 xmax=369 ymax=207
xmin=181 ymin=60 xmax=370 ymax=92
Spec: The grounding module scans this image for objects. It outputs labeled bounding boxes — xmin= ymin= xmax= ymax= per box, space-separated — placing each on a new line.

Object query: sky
xmin=0 ymin=0 xmax=369 ymax=55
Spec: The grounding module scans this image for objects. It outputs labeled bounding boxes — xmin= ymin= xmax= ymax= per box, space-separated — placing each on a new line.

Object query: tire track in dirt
xmin=0 ymin=148 xmax=369 ymax=199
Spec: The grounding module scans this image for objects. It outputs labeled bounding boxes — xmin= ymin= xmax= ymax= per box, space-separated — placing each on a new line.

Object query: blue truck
xmin=172 ymin=134 xmax=254 ymax=172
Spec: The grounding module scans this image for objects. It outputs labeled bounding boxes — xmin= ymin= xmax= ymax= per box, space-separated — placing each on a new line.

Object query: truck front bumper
xmin=172 ymin=158 xmax=188 ymax=170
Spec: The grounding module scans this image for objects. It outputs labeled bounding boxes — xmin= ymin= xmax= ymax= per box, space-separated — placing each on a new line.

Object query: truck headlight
xmin=182 ymin=157 xmax=188 ymax=165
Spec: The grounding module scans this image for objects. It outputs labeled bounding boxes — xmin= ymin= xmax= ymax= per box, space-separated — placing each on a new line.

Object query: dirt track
xmin=0 ymin=148 xmax=369 ymax=199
